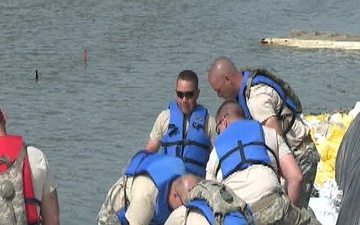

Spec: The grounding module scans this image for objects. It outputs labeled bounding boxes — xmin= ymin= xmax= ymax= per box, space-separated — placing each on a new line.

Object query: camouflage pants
xmin=293 ymin=137 xmax=320 ymax=209
xmin=252 ymin=193 xmax=322 ymax=225
xmin=97 ymin=176 xmax=127 ymax=225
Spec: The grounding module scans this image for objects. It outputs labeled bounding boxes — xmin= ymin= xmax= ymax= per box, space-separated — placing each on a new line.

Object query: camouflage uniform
xmin=0 ymin=145 xmax=27 ymax=225
xmin=293 ymin=136 xmax=320 ymax=208
xmin=251 ymin=192 xmax=322 ymax=225
xmin=97 ymin=177 xmax=126 ymax=225
xmin=244 ymin=83 xmax=320 ymax=209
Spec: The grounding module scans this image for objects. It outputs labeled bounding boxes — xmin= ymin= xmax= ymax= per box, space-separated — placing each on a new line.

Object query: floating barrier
xmin=261 ymin=30 xmax=360 ymax=50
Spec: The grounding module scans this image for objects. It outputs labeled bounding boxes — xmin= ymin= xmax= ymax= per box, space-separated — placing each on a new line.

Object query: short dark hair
xmin=177 ymin=70 xmax=199 ymax=89
xmin=216 ymin=99 xmax=244 ymax=119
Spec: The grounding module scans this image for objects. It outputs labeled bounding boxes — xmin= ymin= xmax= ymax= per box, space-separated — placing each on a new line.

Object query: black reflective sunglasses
xmin=176 ymin=91 xmax=195 ymax=99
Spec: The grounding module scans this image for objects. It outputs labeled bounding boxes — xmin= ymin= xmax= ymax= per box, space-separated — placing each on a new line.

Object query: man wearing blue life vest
xmin=97 ymin=150 xmax=186 ymax=225
xmin=145 ymin=70 xmax=217 ymax=178
xmin=206 ymin=100 xmax=321 ymax=225
xmin=165 ymin=174 xmax=255 ymax=225
xmin=207 ymin=57 xmax=320 ymax=209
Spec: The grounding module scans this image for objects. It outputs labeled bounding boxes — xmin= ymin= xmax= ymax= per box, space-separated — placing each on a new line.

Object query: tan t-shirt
xmin=205 ymin=126 xmax=291 ymax=205
xmin=125 ymin=176 xmax=158 ymax=225
xmin=27 ymin=146 xmax=57 ymax=215
xmin=97 ymin=175 xmax=158 ymax=225
xmin=149 ymin=108 xmax=217 ymax=145
xmin=246 ymin=84 xmax=309 ymax=150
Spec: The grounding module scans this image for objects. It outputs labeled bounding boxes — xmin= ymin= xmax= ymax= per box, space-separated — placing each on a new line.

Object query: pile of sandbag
xmin=305 ymin=102 xmax=360 ymax=225
xmin=304 ymin=112 xmax=354 ymax=186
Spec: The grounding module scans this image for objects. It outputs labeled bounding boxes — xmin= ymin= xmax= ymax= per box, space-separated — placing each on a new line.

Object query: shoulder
xmin=187 ymin=209 xmax=210 ymax=225
xmin=250 ymin=84 xmax=278 ymax=98
xmin=157 ymin=109 xmax=170 ymax=119
xmin=165 ymin=206 xmax=186 ymax=225
xmin=262 ymin=126 xmax=291 ymax=156
xmin=132 ymin=175 xmax=158 ymax=194
xmin=262 ymin=126 xmax=279 ymax=148
xmin=262 ymin=125 xmax=277 ymax=137
xmin=153 ymin=109 xmax=170 ymax=125
xmin=26 ymin=145 xmax=52 ymax=179
xmin=26 ymin=145 xmax=48 ymax=165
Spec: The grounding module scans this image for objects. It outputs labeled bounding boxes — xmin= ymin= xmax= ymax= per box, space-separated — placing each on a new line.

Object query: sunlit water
xmin=0 ymin=0 xmax=359 ymax=224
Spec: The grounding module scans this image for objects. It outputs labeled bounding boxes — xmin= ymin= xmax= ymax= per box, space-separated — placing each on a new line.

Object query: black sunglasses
xmin=176 ymin=91 xmax=195 ymax=99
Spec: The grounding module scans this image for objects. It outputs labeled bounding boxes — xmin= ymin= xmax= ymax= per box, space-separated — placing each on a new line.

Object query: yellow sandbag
xmin=329 ymin=113 xmax=354 ymax=129
xmin=304 ymin=114 xmax=328 ymax=121
xmin=326 ymin=125 xmax=346 ymax=145
xmin=317 ymin=141 xmax=337 ymax=162
xmin=316 ymin=167 xmax=335 ymax=185
xmin=305 ymin=113 xmax=354 ymax=186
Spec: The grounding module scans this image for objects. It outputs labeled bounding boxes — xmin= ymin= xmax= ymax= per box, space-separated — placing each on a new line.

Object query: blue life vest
xmin=160 ymin=101 xmax=211 ymax=177
xmin=238 ymin=69 xmax=301 ymax=120
xmin=116 ymin=150 xmax=185 ymax=225
xmin=185 ymin=199 xmax=253 ymax=225
xmin=214 ymin=120 xmax=272 ymax=179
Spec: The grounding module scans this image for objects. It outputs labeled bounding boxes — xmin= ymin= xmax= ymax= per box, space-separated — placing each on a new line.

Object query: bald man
xmin=207 ymin=57 xmax=320 ymax=209
xmin=165 ymin=174 xmax=254 ymax=225
xmin=206 ymin=100 xmax=321 ymax=225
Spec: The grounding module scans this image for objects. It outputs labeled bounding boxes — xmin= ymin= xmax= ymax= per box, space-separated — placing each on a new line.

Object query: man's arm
xmin=144 ymin=138 xmax=161 ymax=152
xmin=144 ymin=110 xmax=169 ymax=152
xmin=263 ymin=116 xmax=284 ymax=136
xmin=279 ymin=154 xmax=303 ymax=206
xmin=186 ymin=210 xmax=211 ymax=225
xmin=40 ymin=189 xmax=60 ymax=225
xmin=247 ymin=85 xmax=284 ymax=135
xmin=277 ymin=133 xmax=303 ymax=206
xmin=125 ymin=176 xmax=157 ymax=225
xmin=205 ymin=149 xmax=219 ymax=181
xmin=27 ymin=146 xmax=60 ymax=225
xmin=164 ymin=206 xmax=186 ymax=225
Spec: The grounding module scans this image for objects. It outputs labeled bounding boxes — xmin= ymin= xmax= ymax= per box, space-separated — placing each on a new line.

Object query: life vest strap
xmin=116 ymin=208 xmax=129 ymax=225
xmin=24 ymin=197 xmax=42 ymax=206
xmin=282 ymin=114 xmax=296 ymax=137
xmin=0 ymin=155 xmax=12 ymax=169
xmin=219 ymin=141 xmax=267 ymax=166
xmin=182 ymin=157 xmax=206 ymax=167
xmin=161 ymin=140 xmax=209 ymax=151
xmin=22 ymin=147 xmax=41 ymax=224
xmin=217 ymin=141 xmax=275 ymax=179
xmin=245 ymin=68 xmax=298 ymax=140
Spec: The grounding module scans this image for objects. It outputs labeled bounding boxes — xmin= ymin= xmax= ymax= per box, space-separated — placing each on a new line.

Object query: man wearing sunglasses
xmin=145 ymin=70 xmax=216 ymax=178
xmin=206 ymin=100 xmax=321 ymax=225
xmin=207 ymin=57 xmax=320 ymax=210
